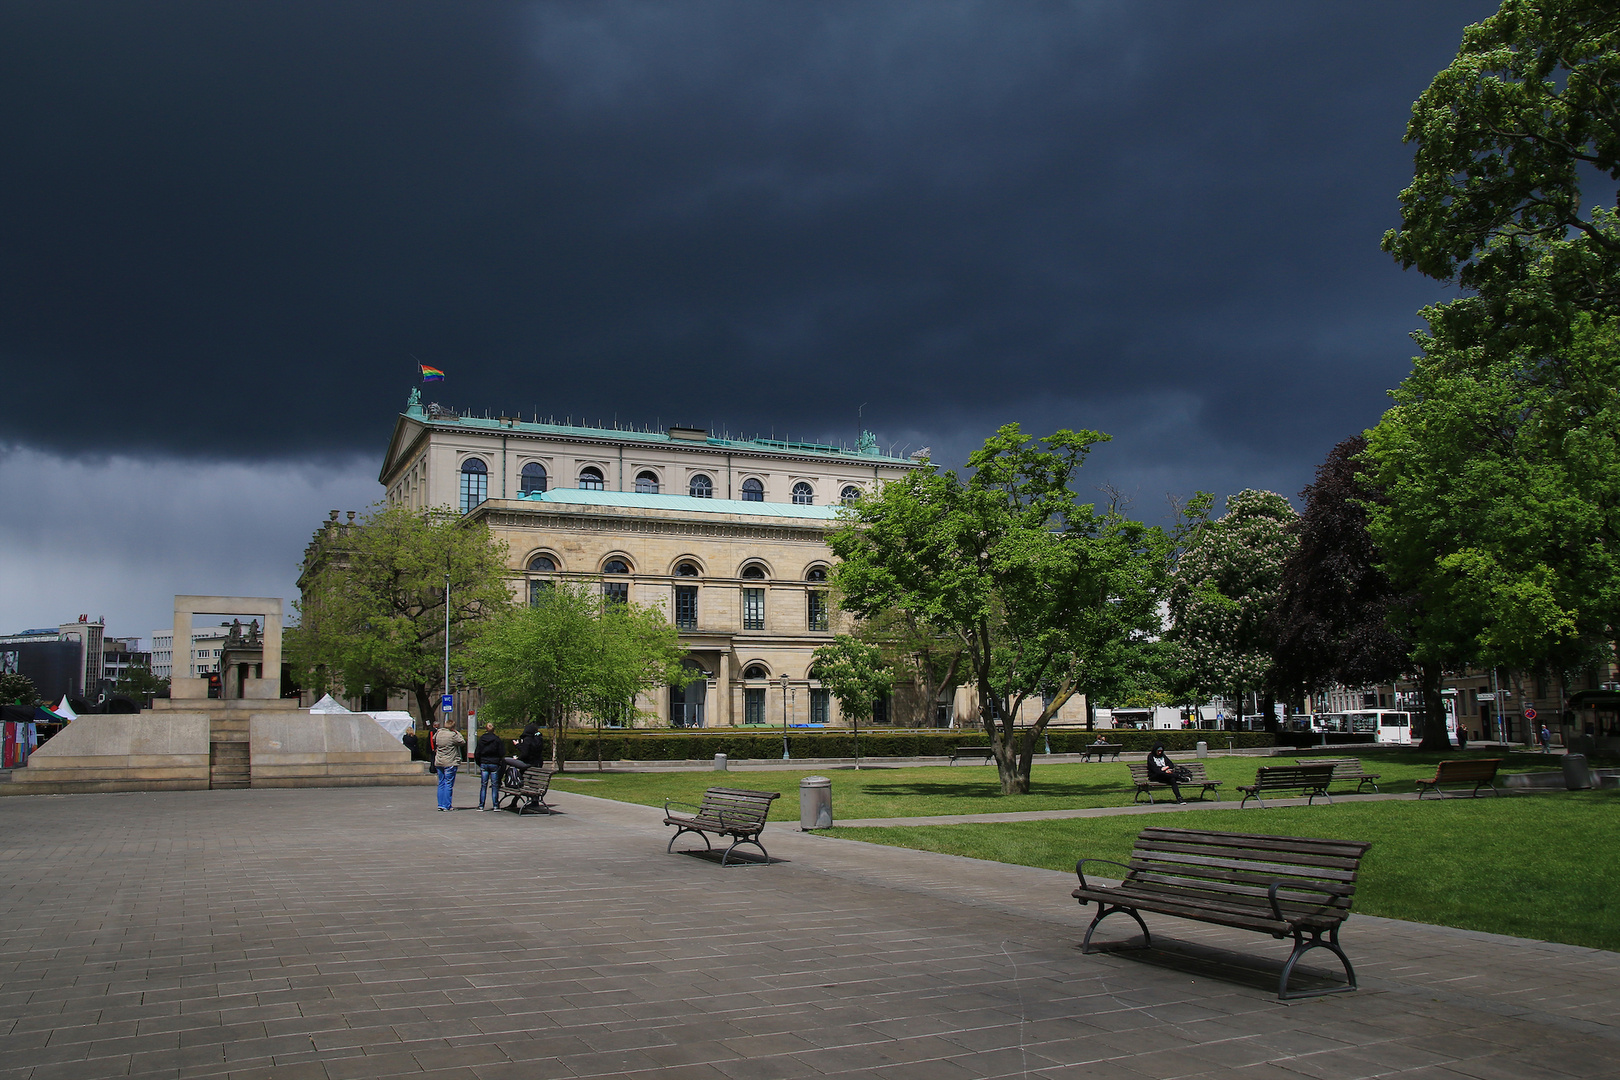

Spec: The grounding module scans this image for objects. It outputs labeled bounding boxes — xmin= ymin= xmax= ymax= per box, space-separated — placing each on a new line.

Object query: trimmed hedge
xmin=553 ymin=728 xmax=1274 ymax=761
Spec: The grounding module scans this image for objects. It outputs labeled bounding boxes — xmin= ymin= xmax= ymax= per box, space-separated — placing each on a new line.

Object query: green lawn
xmin=550 ymin=750 xmax=1559 ymax=821
xmin=823 ymin=791 xmax=1620 ymax=951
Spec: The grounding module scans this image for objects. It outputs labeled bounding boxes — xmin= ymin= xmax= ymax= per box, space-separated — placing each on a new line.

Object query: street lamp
xmin=781 ymin=673 xmax=791 ymax=760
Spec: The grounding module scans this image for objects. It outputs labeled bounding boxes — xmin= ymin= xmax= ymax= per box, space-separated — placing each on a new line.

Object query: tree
xmin=852 ymin=607 xmax=963 ymax=728
xmin=1383 ymin=1 xmax=1620 ymax=356
xmin=1167 ymin=490 xmax=1298 ymax=730
xmin=465 ymin=583 xmax=690 ymax=769
xmin=1363 ymin=313 xmax=1620 ymax=744
xmin=289 ymin=506 xmax=513 ymax=722
xmin=1270 ymin=437 xmax=1412 ymax=709
xmin=0 ymin=671 xmax=37 ymax=706
xmin=113 ymin=662 xmax=168 ymax=701
xmin=811 ymin=635 xmax=894 ymax=768
xmin=829 ymin=424 xmax=1169 ymax=794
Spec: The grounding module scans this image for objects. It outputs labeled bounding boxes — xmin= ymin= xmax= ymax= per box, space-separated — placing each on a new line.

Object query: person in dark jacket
xmin=473 ymin=723 xmax=506 ymax=811
xmin=1146 ymin=742 xmax=1185 ymax=803
xmin=515 ymin=721 xmax=547 ymax=765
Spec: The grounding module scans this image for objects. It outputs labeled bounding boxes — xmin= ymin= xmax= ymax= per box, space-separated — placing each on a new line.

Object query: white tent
xmin=307 ymin=694 xmax=351 ymax=713
xmin=366 ymin=711 xmax=416 ymax=741
xmin=55 ymin=696 xmax=79 ymax=721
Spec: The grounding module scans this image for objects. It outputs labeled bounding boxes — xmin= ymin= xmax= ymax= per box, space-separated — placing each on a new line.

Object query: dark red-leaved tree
xmin=1270 ymin=436 xmax=1412 ymax=712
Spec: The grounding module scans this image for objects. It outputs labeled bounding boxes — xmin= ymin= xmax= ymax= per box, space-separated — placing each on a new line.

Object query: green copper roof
xmin=518 ymin=488 xmax=845 ymax=520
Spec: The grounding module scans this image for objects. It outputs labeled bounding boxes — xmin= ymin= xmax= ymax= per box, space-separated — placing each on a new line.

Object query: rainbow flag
xmin=419 ymin=364 xmax=445 ymax=382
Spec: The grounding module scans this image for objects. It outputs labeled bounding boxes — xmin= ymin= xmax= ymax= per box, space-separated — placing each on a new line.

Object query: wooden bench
xmin=948 ymin=746 xmax=995 ymax=765
xmin=1416 ymin=758 xmax=1502 ymax=799
xmin=496 ymin=763 xmax=556 ymax=816
xmin=1296 ymin=757 xmax=1381 ymax=794
xmin=1081 ymin=742 xmax=1123 ymax=762
xmin=664 ymin=787 xmax=781 ymax=865
xmin=1071 ymin=826 xmax=1372 ymax=1000
xmin=1126 ymin=761 xmax=1220 ymax=803
xmin=1237 ymin=764 xmax=1337 ymax=808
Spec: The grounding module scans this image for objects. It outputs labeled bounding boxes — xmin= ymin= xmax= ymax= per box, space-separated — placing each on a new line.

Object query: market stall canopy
xmin=307 ymin=694 xmax=351 ymax=713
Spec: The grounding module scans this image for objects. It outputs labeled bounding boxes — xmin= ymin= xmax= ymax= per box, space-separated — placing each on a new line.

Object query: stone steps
xmin=210 ymin=717 xmax=251 ymax=789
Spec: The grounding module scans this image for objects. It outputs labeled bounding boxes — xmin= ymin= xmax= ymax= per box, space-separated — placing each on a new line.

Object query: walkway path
xmin=0 ymin=784 xmax=1611 ymax=1080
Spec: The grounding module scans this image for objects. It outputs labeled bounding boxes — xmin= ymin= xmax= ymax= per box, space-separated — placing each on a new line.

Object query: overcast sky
xmin=0 ymin=0 xmax=1497 ymax=643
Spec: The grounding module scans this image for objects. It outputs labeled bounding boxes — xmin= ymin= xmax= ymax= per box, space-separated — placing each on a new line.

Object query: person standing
xmin=433 ymin=719 xmax=465 ymax=811
xmin=1539 ymin=724 xmax=1552 ymax=752
xmin=473 ymin=722 xmax=506 ymax=811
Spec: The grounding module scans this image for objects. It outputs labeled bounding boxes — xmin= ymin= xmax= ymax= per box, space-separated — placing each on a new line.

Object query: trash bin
xmin=800 ymin=775 xmax=833 ymax=830
xmin=713 ymin=753 xmax=727 ymax=771
xmin=1563 ymin=753 xmax=1592 ymax=791
xmin=1195 ymin=740 xmax=1208 ymax=759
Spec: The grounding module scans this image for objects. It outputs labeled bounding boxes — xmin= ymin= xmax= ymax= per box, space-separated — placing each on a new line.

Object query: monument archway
xmin=170 ymin=595 xmax=283 ymax=700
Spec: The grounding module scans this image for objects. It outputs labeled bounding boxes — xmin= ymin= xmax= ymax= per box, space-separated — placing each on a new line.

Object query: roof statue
xmin=858 ymin=429 xmax=879 ymax=456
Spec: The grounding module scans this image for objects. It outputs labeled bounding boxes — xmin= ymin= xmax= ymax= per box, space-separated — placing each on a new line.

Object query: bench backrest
xmin=1250 ymin=764 xmax=1336 ymax=789
xmin=518 ymin=767 xmax=555 ymax=794
xmin=1128 ymin=827 xmax=1370 ymax=918
xmin=1295 ymin=757 xmax=1367 ymax=777
xmin=1127 ymin=761 xmax=1211 ymax=783
xmin=696 ymin=787 xmax=780 ymax=830
xmin=1431 ymin=758 xmax=1502 ymax=782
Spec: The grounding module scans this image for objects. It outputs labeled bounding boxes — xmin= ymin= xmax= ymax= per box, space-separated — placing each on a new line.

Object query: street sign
xmin=441 ymin=694 xmax=453 ymax=713
xmin=1524 ymin=706 xmax=1537 ymax=721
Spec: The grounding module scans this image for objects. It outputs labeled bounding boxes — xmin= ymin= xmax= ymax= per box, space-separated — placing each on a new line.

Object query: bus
xmin=1313 ymin=710 xmax=1415 ymax=745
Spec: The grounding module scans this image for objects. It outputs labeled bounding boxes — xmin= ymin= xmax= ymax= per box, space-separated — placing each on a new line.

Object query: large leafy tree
xmin=1167 ymin=490 xmax=1298 ymax=729
xmin=465 ymin=583 xmax=689 ymax=769
xmin=289 ymin=506 xmax=513 ymax=722
xmin=811 ymin=635 xmax=894 ymax=768
xmin=829 ymin=424 xmax=1168 ymax=795
xmin=1383 ymin=1 xmax=1620 ymax=357
xmin=1270 ymin=437 xmax=1412 ymax=708
xmin=851 ymin=607 xmax=964 ymax=728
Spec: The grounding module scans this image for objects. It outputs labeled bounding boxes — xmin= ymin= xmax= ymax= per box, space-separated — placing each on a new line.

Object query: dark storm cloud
xmin=1 ymin=1 xmax=1495 ymax=475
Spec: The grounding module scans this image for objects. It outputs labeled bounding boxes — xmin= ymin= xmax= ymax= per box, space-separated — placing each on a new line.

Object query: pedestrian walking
xmin=474 ymin=722 xmax=505 ymax=811
xmin=1539 ymin=724 xmax=1552 ymax=752
xmin=433 ymin=719 xmax=465 ymax=811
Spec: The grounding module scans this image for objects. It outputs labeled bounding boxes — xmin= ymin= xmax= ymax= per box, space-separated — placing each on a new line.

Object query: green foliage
xmin=1384 ymin=1 xmax=1620 ymax=356
xmin=1166 ymin=489 xmax=1298 ymax=714
xmin=829 ymin=424 xmax=1170 ymax=794
xmin=853 ymin=606 xmax=965 ymax=728
xmin=811 ymin=635 xmax=893 ymax=730
xmin=824 ymin=790 xmax=1620 ymax=950
xmin=288 ymin=505 xmax=513 ymax=721
xmin=112 ymin=662 xmax=167 ymax=699
xmin=465 ymin=582 xmax=691 ymax=767
xmin=0 ymin=671 xmax=37 ymax=705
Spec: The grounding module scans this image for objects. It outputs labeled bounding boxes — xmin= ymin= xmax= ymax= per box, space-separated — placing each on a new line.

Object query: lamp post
xmin=781 ymin=673 xmax=791 ymax=760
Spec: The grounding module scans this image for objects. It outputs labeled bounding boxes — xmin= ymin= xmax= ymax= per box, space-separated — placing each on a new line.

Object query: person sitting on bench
xmin=1146 ymin=743 xmax=1186 ymax=803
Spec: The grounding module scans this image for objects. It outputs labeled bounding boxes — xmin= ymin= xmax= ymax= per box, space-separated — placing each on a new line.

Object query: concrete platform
xmin=0 ymin=785 xmax=1613 ymax=1079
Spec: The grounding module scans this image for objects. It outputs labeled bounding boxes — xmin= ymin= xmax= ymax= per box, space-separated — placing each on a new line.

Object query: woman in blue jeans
xmin=473 ymin=722 xmax=506 ymax=810
xmin=432 ymin=720 xmax=465 ymax=810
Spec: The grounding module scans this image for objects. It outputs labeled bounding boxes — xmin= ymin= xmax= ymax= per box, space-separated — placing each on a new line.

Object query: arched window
xmin=688 ymin=474 xmax=713 ymax=498
xmin=459 ymin=458 xmax=488 ymax=512
xmin=744 ymin=664 xmax=769 ymax=680
xmin=792 ymin=481 xmax=814 ymax=505
xmin=841 ymin=485 xmax=862 ymax=505
xmin=528 ymin=554 xmax=555 ymax=572
xmin=603 ymin=558 xmax=630 ymax=574
xmin=520 ymin=462 xmax=547 ymax=494
xmin=675 ymin=562 xmax=700 ymax=577
xmin=601 ymin=558 xmax=629 ymax=604
xmin=806 ymin=566 xmax=827 ymax=582
xmin=740 ymin=564 xmax=766 ymax=579
xmin=578 ymin=466 xmax=604 ymax=490
xmin=741 ymin=477 xmax=764 ymax=502
xmin=635 ymin=471 xmax=659 ymax=494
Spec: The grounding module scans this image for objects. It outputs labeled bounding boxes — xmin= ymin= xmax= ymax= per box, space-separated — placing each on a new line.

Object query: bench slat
xmin=1136 ymin=835 xmax=1368 ymax=867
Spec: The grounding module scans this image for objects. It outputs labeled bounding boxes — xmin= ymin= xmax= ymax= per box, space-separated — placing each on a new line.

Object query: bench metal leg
xmin=1081 ymin=903 xmax=1152 ymax=954
xmin=720 ymin=833 xmax=769 ymax=867
xmin=1278 ymin=924 xmax=1356 ymax=1000
xmin=666 ymin=825 xmax=712 ymax=855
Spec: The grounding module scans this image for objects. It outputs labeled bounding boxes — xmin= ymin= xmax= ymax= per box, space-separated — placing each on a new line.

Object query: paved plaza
xmin=1 ymin=784 xmax=1615 ymax=1080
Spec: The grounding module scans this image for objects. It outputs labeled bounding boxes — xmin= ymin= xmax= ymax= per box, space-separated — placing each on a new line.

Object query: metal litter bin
xmin=1195 ymin=740 xmax=1208 ymax=759
xmin=800 ymin=775 xmax=832 ymax=830
xmin=1563 ymin=753 xmax=1592 ymax=790
xmin=713 ymin=753 xmax=727 ymax=771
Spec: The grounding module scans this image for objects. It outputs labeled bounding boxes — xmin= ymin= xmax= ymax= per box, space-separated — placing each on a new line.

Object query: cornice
xmin=478 ymin=507 xmax=832 ymax=544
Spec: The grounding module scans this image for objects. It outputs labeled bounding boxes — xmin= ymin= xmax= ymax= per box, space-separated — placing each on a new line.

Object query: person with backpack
xmin=1146 ymin=742 xmax=1186 ymax=803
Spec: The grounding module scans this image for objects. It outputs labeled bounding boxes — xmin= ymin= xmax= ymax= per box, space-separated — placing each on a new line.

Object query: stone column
xmin=718 ymin=651 xmax=732 ymax=727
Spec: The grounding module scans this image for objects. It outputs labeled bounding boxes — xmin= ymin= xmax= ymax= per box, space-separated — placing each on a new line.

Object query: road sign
xmin=441 ymin=694 xmax=453 ymax=713
xmin=1524 ymin=706 xmax=1537 ymax=721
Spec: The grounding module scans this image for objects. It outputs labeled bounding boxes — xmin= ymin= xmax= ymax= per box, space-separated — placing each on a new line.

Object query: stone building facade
xmin=378 ymin=391 xmax=926 ymax=728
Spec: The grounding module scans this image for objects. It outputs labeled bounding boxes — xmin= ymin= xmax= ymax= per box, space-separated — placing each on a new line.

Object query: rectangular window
xmin=810 ymin=688 xmax=829 ymax=725
xmin=603 ymin=581 xmax=629 ymax=604
xmin=871 ymin=694 xmax=889 ymax=726
xmin=742 ymin=588 xmax=765 ymax=631
xmin=745 ymin=687 xmax=766 ymax=725
xmin=674 ymin=586 xmax=698 ymax=630
xmin=807 ymin=590 xmax=828 ymax=632
xmin=528 ymin=579 xmax=552 ymax=606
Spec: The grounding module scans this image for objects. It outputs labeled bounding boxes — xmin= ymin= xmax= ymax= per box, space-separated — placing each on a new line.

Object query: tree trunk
xmin=412 ymin=684 xmax=434 ymax=731
xmin=550 ymin=705 xmax=567 ymax=772
xmin=1416 ymin=662 xmax=1451 ymax=750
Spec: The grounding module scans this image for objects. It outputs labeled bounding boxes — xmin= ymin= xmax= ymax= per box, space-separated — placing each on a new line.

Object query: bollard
xmin=1195 ymin=740 xmax=1207 ymax=759
xmin=799 ymin=775 xmax=833 ymax=830
xmin=1563 ymin=753 xmax=1592 ymax=790
xmin=713 ymin=753 xmax=727 ymax=772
